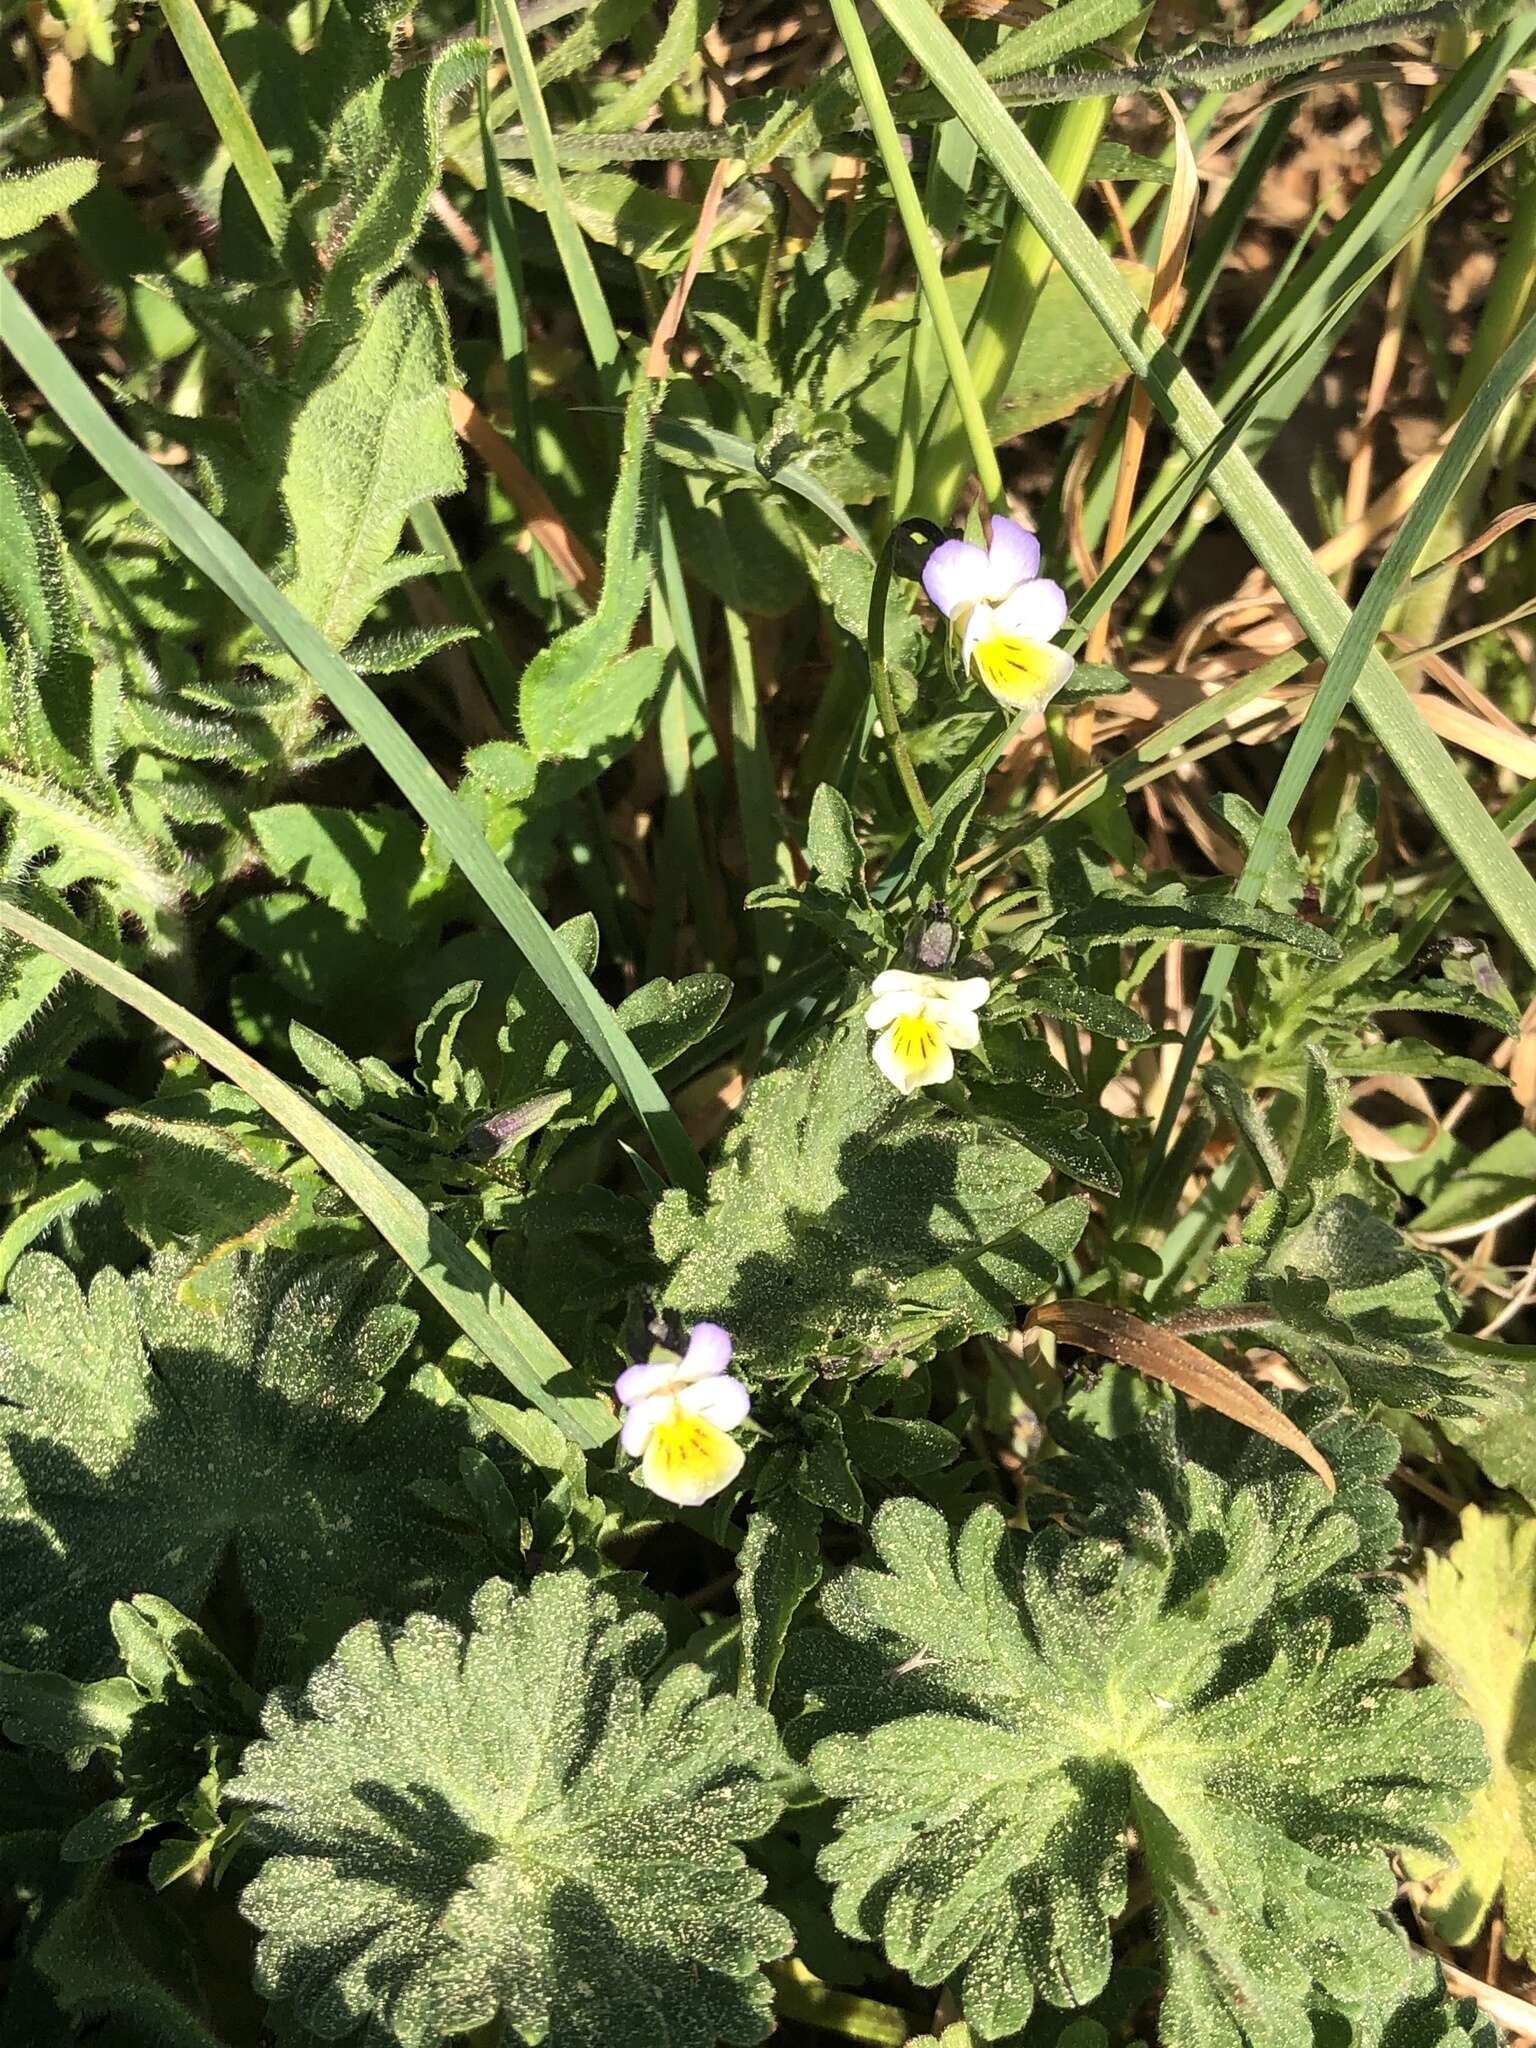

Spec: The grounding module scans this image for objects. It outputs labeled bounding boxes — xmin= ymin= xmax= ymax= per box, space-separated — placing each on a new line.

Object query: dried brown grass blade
xmin=448 ymin=389 xmax=601 ymax=605
xmin=1029 ymin=1298 xmax=1336 ymax=1492
xmin=645 ymin=157 xmax=732 ymax=379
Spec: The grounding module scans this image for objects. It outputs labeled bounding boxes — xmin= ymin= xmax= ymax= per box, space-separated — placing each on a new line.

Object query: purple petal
xmin=986 ymin=518 xmax=1040 ymax=592
xmin=921 ymin=539 xmax=990 ymax=620
xmin=682 ymin=1321 xmax=733 ymax=1378
xmin=615 ymin=1360 xmax=674 ymax=1406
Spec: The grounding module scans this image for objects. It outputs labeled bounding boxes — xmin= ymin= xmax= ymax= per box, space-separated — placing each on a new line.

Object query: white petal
xmin=866 ymin=990 xmax=914 ymax=1032
xmin=873 ymin=1018 xmax=956 ymax=1094
xmin=928 ymin=1003 xmax=981 ymax=1049
xmin=960 ymin=600 xmax=997 ymax=682
xmin=872 ymin=1021 xmax=921 ymax=1094
xmin=640 ymin=1415 xmax=745 ymax=1507
xmin=993 ymin=577 xmax=1068 ymax=644
xmin=909 ymin=1039 xmax=956 ymax=1091
xmin=620 ymin=1392 xmax=674 ymax=1456
xmin=614 ymin=1360 xmax=680 ymax=1406
xmin=680 ymin=1373 xmax=751 ymax=1431
xmin=680 ymin=1320 xmax=732 ymax=1380
xmin=870 ymin=968 xmax=924 ymax=997
xmin=985 ymin=517 xmax=1040 ymax=597
xmin=944 ymin=976 xmax=991 ymax=1011
xmin=921 ymin=538 xmax=991 ymax=620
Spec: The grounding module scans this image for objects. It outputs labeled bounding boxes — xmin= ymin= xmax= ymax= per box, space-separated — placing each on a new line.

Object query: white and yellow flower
xmin=921 ymin=515 xmax=1075 ymax=712
xmin=865 ymin=968 xmax=991 ymax=1095
xmin=615 ymin=1321 xmax=750 ymax=1507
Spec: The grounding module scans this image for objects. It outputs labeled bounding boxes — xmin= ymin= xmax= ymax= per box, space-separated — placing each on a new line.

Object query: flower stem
xmin=867 ymin=533 xmax=933 ymax=834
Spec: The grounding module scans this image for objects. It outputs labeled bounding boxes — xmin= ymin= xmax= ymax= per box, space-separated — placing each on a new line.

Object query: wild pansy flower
xmin=615 ymin=1322 xmax=750 ymax=1507
xmin=921 ymin=515 xmax=1074 ymax=712
xmin=865 ymin=967 xmax=990 ymax=1095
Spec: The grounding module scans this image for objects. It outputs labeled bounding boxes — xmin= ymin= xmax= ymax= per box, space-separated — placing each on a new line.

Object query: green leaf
xmin=737 ymin=1490 xmax=825 ymax=1708
xmin=806 ymin=783 xmax=868 ymax=902
xmin=33 ymin=1872 xmax=225 ymax=2048
xmin=1200 ymin=1055 xmax=1485 ymax=1415
xmin=0 ymin=157 xmax=98 ymax=240
xmin=104 ymin=1107 xmax=296 ymax=1257
xmin=519 ymin=375 xmax=663 ymax=763
xmin=283 ymin=279 xmax=464 ymax=649
xmin=656 ymin=1025 xmax=1084 ymax=1376
xmin=0 ymin=1250 xmax=476 ymax=1678
xmin=1404 ymin=1505 xmax=1536 ymax=1964
xmin=1442 ymin=1336 xmax=1536 ymax=1507
xmin=818 ymin=263 xmax=1151 ymax=501
xmin=250 ymin=801 xmax=425 ymax=942
xmin=233 ymin=1572 xmax=790 ymax=2047
xmin=0 ymin=406 xmax=105 ymax=783
xmin=312 ymin=38 xmax=488 ymax=340
xmin=800 ymin=1429 xmax=1484 ymax=2041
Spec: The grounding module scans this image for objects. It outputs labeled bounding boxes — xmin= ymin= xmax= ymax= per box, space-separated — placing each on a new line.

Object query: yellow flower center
xmin=889 ymin=1010 xmax=942 ymax=1068
xmin=645 ymin=1406 xmax=737 ymax=1490
xmin=972 ymin=633 xmax=1057 ymax=702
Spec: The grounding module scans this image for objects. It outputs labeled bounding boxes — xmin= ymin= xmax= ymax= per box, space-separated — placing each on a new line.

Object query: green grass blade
xmin=1146 ymin=310 xmax=1536 ymax=1177
xmin=0 ymin=273 xmax=704 ymax=1194
xmin=0 ymin=895 xmax=613 ymax=1448
xmin=159 ymin=0 xmax=288 ymax=249
xmin=870 ymin=0 xmax=1536 ymax=979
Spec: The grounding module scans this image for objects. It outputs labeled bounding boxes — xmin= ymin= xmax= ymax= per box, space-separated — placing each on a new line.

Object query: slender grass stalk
xmin=873 ymin=0 xmax=1536 ymax=979
xmin=0 ymin=273 xmax=705 ymax=1193
xmin=407 ymin=500 xmax=522 ymax=724
xmin=829 ymin=0 xmax=1001 ymax=512
xmin=488 ymin=0 xmax=622 ymax=383
xmin=913 ymin=78 xmax=1121 ymax=518
xmin=159 ymin=0 xmax=288 ymax=250
xmin=891 ymin=117 xmax=978 ymax=524
xmin=0 ymin=897 xmax=612 ymax=1446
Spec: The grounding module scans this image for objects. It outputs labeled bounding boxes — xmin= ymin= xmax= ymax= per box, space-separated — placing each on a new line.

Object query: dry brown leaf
xmin=1028 ymin=1298 xmax=1336 ymax=1492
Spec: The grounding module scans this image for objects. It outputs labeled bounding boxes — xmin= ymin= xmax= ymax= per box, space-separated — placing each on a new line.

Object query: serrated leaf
xmin=0 ymin=1251 xmax=475 ymax=1678
xmin=33 ymin=1871 xmax=224 ymax=2047
xmin=233 ymin=1572 xmax=790 ymax=2047
xmin=801 ymin=1433 xmax=1484 ymax=2043
xmin=283 ymin=279 xmax=464 ymax=649
xmin=0 ymin=157 xmax=98 ymax=240
xmin=1404 ymin=1505 xmax=1536 ymax=1963
xmin=657 ymin=1025 xmax=1080 ymax=1376
xmin=250 ymin=801 xmax=424 ymax=941
xmin=0 ymin=406 xmax=105 ymax=784
xmin=1200 ymin=1056 xmax=1485 ymax=1415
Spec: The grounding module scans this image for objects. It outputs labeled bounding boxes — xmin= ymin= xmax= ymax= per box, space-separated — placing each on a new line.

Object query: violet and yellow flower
xmin=615 ymin=1321 xmax=750 ymax=1507
xmin=921 ymin=515 xmax=1074 ymax=712
xmin=865 ymin=967 xmax=991 ymax=1095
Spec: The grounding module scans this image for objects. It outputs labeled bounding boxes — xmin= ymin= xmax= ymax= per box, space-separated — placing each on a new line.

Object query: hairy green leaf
xmin=283 ymin=279 xmax=464 ymax=649
xmin=0 ymin=1250 xmax=475 ymax=1677
xmin=800 ymin=1421 xmax=1484 ymax=2042
xmin=1404 ymin=1505 xmax=1536 ymax=1964
xmin=0 ymin=157 xmax=98 ymax=240
xmin=233 ymin=1572 xmax=790 ymax=2046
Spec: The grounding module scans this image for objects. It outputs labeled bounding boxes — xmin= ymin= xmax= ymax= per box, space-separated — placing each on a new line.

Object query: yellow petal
xmin=639 ymin=1409 xmax=746 ymax=1507
xmin=971 ymin=634 xmax=1073 ymax=708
